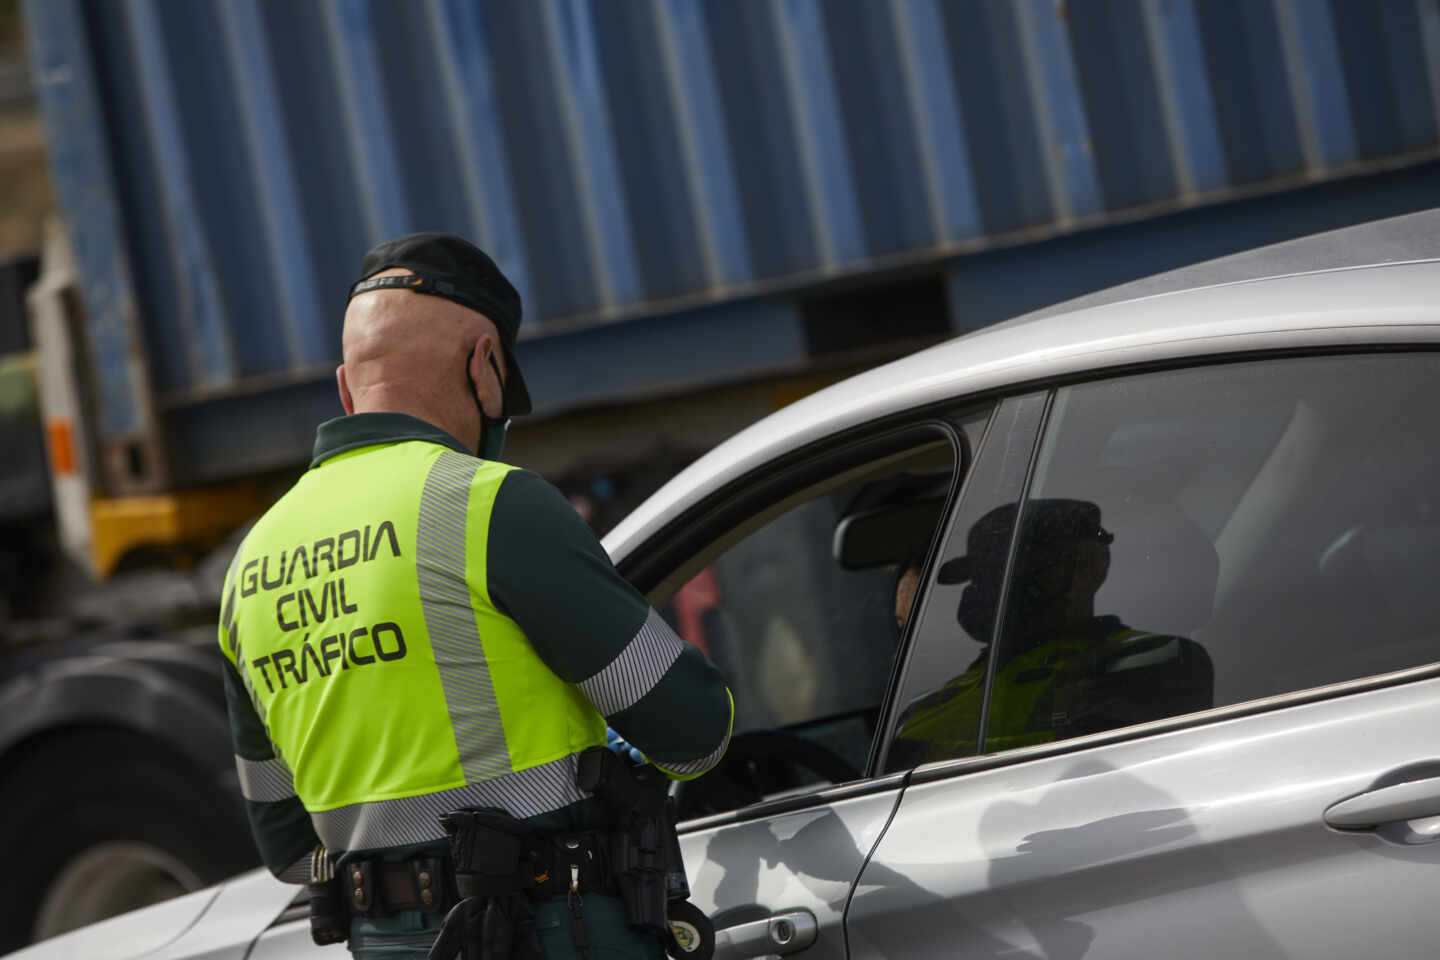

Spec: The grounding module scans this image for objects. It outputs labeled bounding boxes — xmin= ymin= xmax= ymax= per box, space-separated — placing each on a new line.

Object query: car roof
xmin=1019 ymin=205 xmax=1440 ymax=320
xmin=603 ymin=213 xmax=1440 ymax=563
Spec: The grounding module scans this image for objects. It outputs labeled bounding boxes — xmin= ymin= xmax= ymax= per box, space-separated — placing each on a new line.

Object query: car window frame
xmin=893 ymin=347 xmax=1440 ymax=789
xmin=870 ymin=391 xmax=1051 ymax=775
xmin=619 ymin=403 xmax=984 ymax=595
xmin=616 ymin=405 xmax=995 ymax=831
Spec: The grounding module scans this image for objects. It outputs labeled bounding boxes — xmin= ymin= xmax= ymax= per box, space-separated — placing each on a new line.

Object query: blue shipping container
xmin=23 ymin=0 xmax=1440 ymax=487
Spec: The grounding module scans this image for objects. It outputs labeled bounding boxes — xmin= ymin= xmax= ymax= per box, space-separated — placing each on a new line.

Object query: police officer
xmin=218 ymin=234 xmax=734 ymax=958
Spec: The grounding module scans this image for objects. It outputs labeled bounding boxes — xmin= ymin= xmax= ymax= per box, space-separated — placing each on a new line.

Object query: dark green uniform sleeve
xmin=488 ymin=470 xmax=733 ymax=778
xmin=221 ymin=588 xmax=318 ymax=882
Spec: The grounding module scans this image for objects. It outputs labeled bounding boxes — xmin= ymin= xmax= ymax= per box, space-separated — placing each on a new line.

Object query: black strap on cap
xmin=348 ymin=273 xmax=488 ymax=319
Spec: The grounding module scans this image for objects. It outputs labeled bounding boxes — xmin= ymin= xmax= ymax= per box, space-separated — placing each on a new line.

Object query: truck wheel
xmin=0 ymin=729 xmax=257 ymax=952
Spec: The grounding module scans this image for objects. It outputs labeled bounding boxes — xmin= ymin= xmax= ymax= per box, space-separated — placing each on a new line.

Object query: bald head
xmin=336 ymin=268 xmax=507 ymax=453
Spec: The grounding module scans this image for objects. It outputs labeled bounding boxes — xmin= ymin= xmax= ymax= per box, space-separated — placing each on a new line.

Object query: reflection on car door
xmin=852 ymin=681 xmax=1440 ymax=959
xmin=851 ymin=353 xmax=1440 ymax=958
xmin=682 ymin=782 xmax=905 ymax=960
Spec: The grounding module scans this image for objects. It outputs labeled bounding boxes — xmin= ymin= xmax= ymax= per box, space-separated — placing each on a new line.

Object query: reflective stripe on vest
xmin=310 ymin=753 xmax=588 ymax=851
xmin=235 ymin=755 xmax=296 ymax=803
xmin=219 ymin=443 xmax=606 ymax=851
xmin=417 ymin=453 xmax=511 ymax=781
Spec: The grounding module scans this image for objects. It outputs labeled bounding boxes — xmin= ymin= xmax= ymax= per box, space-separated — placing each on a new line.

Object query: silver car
xmin=13 ymin=216 xmax=1440 ymax=959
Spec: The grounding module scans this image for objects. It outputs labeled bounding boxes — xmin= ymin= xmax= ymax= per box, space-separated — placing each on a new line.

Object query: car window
xmin=655 ymin=415 xmax=987 ymax=818
xmin=898 ymin=352 xmax=1440 ymax=765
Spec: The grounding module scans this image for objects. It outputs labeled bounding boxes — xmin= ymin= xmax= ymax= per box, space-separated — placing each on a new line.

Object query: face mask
xmin=468 ymin=353 xmax=510 ymax=461
xmin=481 ymin=414 xmax=509 ymax=461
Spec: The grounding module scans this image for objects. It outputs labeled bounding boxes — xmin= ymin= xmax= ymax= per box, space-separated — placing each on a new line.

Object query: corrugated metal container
xmin=23 ymin=0 xmax=1440 ymax=488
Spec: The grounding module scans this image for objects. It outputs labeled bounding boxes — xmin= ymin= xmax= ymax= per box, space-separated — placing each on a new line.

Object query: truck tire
xmin=0 ymin=728 xmax=256 ymax=952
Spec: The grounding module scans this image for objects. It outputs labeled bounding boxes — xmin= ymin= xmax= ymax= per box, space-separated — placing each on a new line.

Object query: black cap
xmin=938 ymin=500 xmax=1113 ymax=584
xmin=349 ymin=232 xmax=531 ymax=416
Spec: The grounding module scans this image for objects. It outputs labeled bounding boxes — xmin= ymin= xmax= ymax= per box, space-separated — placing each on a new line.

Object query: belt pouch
xmin=441 ymin=807 xmax=530 ymax=899
xmin=613 ymin=818 xmax=668 ymax=933
xmin=309 ymin=876 xmax=348 ymax=945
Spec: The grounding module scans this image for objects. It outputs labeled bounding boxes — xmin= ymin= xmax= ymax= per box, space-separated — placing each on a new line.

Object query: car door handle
xmin=713 ymin=909 xmax=818 ymax=959
xmin=1324 ymin=775 xmax=1440 ymax=829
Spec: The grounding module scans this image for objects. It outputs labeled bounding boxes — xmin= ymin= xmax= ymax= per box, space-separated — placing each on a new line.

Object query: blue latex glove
xmin=604 ymin=727 xmax=647 ymax=765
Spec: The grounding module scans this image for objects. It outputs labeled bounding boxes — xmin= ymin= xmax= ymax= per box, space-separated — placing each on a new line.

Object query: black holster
xmin=575 ymin=748 xmax=692 ymax=935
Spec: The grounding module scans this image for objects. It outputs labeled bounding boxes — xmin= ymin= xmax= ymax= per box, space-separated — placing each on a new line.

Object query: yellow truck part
xmin=90 ymin=484 xmax=270 ymax=579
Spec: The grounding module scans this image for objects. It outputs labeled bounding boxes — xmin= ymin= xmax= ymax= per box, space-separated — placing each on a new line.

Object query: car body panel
xmin=8 ymin=870 xmax=296 ymax=960
xmin=850 ymin=675 xmax=1440 ymax=959
xmin=5 ymin=888 xmax=221 ymax=960
xmin=1018 ymin=207 xmax=1440 ymax=322
xmin=681 ymin=786 xmax=904 ymax=960
xmin=605 ymin=259 xmax=1440 ymax=563
xmin=144 ymin=870 xmax=299 ymax=960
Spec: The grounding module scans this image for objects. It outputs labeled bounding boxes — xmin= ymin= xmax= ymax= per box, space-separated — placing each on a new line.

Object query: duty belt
xmin=308 ymin=832 xmax=621 ymax=948
xmin=428 ymin=748 xmax=716 ymax=960
xmin=525 ymin=831 xmax=617 ymax=900
xmin=308 ymin=850 xmax=458 ymax=946
xmin=311 ymin=749 xmax=715 ymax=959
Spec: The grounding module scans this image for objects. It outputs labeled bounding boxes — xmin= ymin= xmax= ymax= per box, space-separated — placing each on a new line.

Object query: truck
xmin=5 ymin=0 xmax=1440 ymax=949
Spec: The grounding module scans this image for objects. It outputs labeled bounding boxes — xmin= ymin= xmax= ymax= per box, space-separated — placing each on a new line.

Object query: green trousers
xmin=347 ymin=894 xmax=667 ymax=960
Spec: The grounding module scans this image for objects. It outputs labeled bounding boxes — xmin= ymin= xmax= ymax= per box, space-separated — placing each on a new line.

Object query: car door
xmin=850 ymin=351 xmax=1440 ymax=958
xmin=622 ymin=407 xmax=991 ymax=960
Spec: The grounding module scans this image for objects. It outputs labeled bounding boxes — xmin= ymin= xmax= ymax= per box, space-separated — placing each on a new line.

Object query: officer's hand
xmin=605 ymin=727 xmax=647 ymax=765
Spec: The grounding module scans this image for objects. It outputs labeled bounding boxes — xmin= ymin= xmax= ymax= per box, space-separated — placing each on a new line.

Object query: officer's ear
xmin=336 ymin=364 xmax=355 ymax=415
xmin=468 ymin=334 xmax=504 ymax=419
